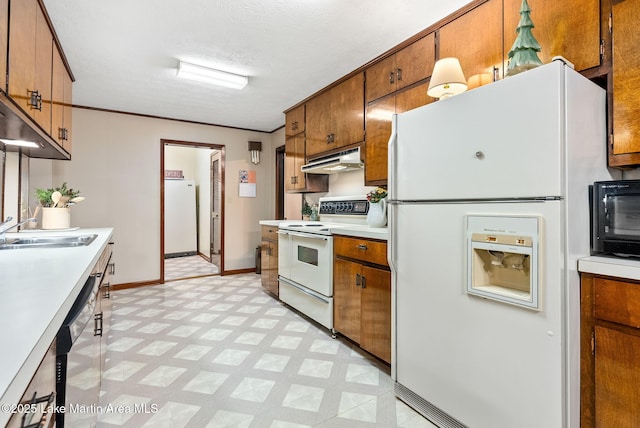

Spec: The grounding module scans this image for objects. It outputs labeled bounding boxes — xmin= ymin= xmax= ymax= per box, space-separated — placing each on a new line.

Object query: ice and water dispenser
xmin=466 ymin=215 xmax=540 ymax=310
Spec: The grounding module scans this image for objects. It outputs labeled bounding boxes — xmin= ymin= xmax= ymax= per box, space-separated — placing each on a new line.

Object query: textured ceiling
xmin=42 ymin=0 xmax=471 ymax=132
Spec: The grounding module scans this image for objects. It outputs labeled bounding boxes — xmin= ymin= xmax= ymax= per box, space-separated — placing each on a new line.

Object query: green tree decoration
xmin=506 ymin=0 xmax=543 ymax=77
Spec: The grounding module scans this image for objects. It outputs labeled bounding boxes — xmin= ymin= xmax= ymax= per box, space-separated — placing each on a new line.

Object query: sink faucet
xmin=0 ymin=217 xmax=37 ymax=244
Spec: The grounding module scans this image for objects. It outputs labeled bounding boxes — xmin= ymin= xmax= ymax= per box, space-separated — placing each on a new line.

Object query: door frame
xmin=160 ymin=139 xmax=226 ymax=281
xmin=210 ymin=152 xmax=221 ymax=260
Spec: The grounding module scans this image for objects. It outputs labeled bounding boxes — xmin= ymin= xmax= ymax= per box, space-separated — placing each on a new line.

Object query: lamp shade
xmin=427 ymin=57 xmax=467 ymax=99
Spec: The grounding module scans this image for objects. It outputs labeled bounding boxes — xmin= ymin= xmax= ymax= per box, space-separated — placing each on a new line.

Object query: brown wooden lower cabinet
xmin=334 ymin=235 xmax=391 ymax=363
xmin=260 ymin=225 xmax=279 ymax=296
xmin=581 ymin=273 xmax=640 ymax=428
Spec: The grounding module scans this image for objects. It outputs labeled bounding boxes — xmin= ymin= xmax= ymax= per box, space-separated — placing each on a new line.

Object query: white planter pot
xmin=42 ymin=207 xmax=71 ymax=230
xmin=366 ymin=198 xmax=387 ymax=227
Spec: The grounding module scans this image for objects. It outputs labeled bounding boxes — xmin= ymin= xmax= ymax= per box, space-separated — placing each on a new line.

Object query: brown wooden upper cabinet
xmin=52 ymin=46 xmax=73 ymax=153
xmin=439 ymin=0 xmax=504 ymax=83
xmin=284 ymin=134 xmax=329 ymax=193
xmin=365 ymin=34 xmax=435 ymax=103
xmin=365 ymin=82 xmax=433 ymax=185
xmin=306 ymin=73 xmax=365 ymax=158
xmin=8 ymin=0 xmax=53 ymax=134
xmin=0 ymin=0 xmax=8 ymax=92
xmin=285 ymin=104 xmax=305 ymax=138
xmin=609 ymin=0 xmax=640 ymax=167
xmin=283 ymin=106 xmax=329 ymax=193
xmin=503 ymin=0 xmax=601 ymax=73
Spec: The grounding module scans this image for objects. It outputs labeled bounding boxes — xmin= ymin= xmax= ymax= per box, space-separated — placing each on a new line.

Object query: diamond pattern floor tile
xmin=97 ymin=273 xmax=437 ymax=427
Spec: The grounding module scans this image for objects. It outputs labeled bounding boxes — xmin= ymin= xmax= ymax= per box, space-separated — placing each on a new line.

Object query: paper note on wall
xmin=239 ymin=170 xmax=256 ymax=197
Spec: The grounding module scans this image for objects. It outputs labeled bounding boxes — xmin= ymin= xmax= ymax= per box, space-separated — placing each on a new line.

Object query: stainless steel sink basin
xmin=0 ymin=234 xmax=98 ymax=250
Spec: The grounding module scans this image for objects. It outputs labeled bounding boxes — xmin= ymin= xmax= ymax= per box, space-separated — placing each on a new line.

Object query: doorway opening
xmin=160 ymin=139 xmax=225 ymax=282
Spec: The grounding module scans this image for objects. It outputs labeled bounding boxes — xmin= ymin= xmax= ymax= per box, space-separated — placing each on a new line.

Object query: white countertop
xmin=578 ymin=255 xmax=640 ymax=281
xmin=0 ymin=228 xmax=113 ymax=424
xmin=259 ymin=220 xmax=286 ymax=227
xmin=260 ymin=219 xmax=388 ymax=241
xmin=330 ymin=225 xmax=388 ymax=241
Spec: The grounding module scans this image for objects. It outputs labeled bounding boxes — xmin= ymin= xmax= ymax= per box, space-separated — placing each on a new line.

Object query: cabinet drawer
xmin=594 ymin=277 xmax=640 ymax=328
xmin=334 ymin=236 xmax=388 ymax=267
xmin=261 ymin=225 xmax=278 ymax=241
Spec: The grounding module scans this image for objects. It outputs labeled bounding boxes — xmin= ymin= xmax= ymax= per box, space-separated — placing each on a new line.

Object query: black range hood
xmin=0 ymin=92 xmax=70 ymax=160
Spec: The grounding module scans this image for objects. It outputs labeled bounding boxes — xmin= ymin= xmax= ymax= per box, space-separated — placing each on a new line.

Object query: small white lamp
xmin=427 ymin=57 xmax=468 ymax=99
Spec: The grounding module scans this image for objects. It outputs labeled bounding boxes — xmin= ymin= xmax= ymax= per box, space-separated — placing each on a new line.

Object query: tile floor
xmin=164 ymin=255 xmax=220 ymax=281
xmin=95 ymin=273 xmax=437 ymax=427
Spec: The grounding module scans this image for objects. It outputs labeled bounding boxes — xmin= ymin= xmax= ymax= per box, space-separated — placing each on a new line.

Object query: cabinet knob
xmin=355 ymin=273 xmax=361 ymax=287
xmin=475 ymin=151 xmax=485 ymax=160
xmin=357 ymin=244 xmax=368 ymax=250
xmin=389 ymin=71 xmax=395 ymax=84
xmin=396 ymin=68 xmax=403 ymax=82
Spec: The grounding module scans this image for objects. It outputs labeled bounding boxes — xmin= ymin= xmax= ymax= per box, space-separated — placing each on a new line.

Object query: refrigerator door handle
xmin=387 ymin=201 xmax=397 ymax=272
xmin=387 ymin=114 xmax=398 ymax=272
xmin=388 ymin=114 xmax=398 ymax=200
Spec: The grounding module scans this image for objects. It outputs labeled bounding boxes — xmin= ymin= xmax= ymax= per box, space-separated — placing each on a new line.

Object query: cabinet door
xmin=305 ymin=89 xmax=333 ymax=157
xmin=365 ymin=96 xmax=395 ymax=185
xmin=285 ymin=104 xmax=305 ymax=137
xmin=0 ymin=0 xmax=7 ymax=92
xmin=364 ymin=82 xmax=431 ymax=186
xmin=365 ymin=54 xmax=397 ymax=103
xmin=33 ymin=5 xmax=52 ymax=133
xmin=52 ymin=47 xmax=65 ymax=146
xmin=595 ymin=326 xmax=640 ymax=427
xmin=333 ymin=72 xmax=365 ymax=149
xmin=395 ymin=33 xmax=435 ymax=91
xmin=360 ymin=265 xmax=391 ymax=363
xmin=439 ymin=0 xmax=504 ymax=81
xmin=62 ymin=66 xmax=73 ymax=153
xmin=610 ymin=0 xmax=640 ymax=164
xmin=8 ymin=0 xmax=36 ymax=109
xmin=334 ymin=258 xmax=362 ymax=343
xmin=268 ymin=241 xmax=279 ymax=296
xmin=284 ymin=135 xmax=303 ymax=191
xmin=503 ymin=0 xmax=600 ymax=73
xmin=260 ymin=240 xmax=271 ymax=291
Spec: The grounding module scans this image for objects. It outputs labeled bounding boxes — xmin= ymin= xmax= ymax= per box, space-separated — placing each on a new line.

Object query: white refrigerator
xmin=388 ymin=60 xmax=617 ymax=428
xmin=164 ymin=179 xmax=197 ymax=257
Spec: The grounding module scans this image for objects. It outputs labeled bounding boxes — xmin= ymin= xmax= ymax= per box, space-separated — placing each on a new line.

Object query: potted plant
xmin=302 ymin=199 xmax=312 ymax=220
xmin=35 ymin=183 xmax=83 ymax=229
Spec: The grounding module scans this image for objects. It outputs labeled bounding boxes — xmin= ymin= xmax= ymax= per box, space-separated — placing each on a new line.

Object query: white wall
xmin=46 ymin=108 xmax=274 ymax=284
xmin=164 ymin=145 xmax=197 ymax=179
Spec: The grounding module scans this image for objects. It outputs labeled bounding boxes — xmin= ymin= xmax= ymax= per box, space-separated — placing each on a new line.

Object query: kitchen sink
xmin=0 ymin=234 xmax=98 ymax=250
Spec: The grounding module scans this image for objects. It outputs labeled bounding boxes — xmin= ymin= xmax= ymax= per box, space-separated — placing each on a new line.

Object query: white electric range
xmin=277 ymin=196 xmax=369 ymax=334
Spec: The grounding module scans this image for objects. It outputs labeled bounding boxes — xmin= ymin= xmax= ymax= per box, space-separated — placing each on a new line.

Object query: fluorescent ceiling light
xmin=0 ymin=139 xmax=40 ymax=148
xmin=177 ymin=61 xmax=248 ymax=90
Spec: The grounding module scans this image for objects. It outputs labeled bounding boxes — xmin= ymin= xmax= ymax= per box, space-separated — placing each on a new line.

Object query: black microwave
xmin=591 ymin=180 xmax=640 ymax=256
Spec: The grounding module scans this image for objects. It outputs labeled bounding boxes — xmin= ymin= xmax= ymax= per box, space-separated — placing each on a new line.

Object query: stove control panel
xmin=319 ymin=199 xmax=369 ymax=215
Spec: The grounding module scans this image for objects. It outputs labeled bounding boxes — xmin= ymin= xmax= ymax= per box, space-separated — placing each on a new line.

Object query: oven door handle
xmin=279 ymin=277 xmax=331 ymax=304
xmin=285 ymin=231 xmax=329 ymax=241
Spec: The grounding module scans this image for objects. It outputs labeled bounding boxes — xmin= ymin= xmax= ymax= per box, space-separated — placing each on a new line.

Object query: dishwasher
xmin=55 ymin=272 xmax=102 ymax=428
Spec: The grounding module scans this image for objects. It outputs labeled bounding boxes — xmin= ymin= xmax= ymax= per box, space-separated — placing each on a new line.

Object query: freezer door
xmin=392 ymin=201 xmax=567 ymax=428
xmin=392 ymin=61 xmax=603 ymax=201
xmin=164 ymin=180 xmax=197 ymax=255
